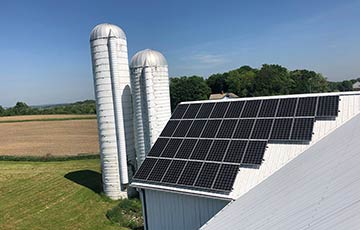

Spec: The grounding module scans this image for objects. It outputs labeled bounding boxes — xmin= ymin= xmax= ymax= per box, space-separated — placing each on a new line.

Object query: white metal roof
xmin=130 ymin=49 xmax=167 ymax=68
xmin=201 ymin=113 xmax=360 ymax=230
xmin=131 ymin=92 xmax=360 ymax=200
xmin=90 ymin=23 xmax=126 ymax=41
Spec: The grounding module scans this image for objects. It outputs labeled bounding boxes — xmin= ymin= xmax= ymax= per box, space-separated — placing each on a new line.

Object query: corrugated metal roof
xmin=130 ymin=49 xmax=167 ymax=68
xmin=201 ymin=114 xmax=360 ymax=230
xmin=90 ymin=23 xmax=126 ymax=41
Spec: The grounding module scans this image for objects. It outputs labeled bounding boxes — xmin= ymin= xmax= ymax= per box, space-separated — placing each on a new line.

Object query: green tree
xmin=206 ymin=73 xmax=228 ymax=93
xmin=290 ymin=70 xmax=329 ymax=93
xmin=0 ymin=106 xmax=5 ymax=116
xmin=170 ymin=76 xmax=211 ymax=110
xmin=254 ymin=64 xmax=294 ymax=96
xmin=226 ymin=66 xmax=257 ymax=97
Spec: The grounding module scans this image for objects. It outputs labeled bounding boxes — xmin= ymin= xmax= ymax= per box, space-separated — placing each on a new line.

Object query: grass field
xmin=0 ymin=159 xmax=135 ymax=230
xmin=0 ymin=115 xmax=99 ymax=156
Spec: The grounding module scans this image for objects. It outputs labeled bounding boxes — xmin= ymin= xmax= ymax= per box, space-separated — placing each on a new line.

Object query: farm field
xmin=0 ymin=115 xmax=99 ymax=156
xmin=0 ymin=159 xmax=129 ymax=230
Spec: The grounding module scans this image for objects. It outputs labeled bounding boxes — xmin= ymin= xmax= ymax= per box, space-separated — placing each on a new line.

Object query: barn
xmin=131 ymin=91 xmax=360 ymax=230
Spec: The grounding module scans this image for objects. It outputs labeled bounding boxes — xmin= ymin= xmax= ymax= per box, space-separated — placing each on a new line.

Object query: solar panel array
xmin=133 ymin=95 xmax=340 ymax=194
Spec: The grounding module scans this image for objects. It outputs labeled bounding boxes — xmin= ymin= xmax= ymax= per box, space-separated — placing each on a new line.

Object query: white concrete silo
xmin=130 ymin=49 xmax=171 ymax=166
xmin=90 ymin=23 xmax=136 ymax=199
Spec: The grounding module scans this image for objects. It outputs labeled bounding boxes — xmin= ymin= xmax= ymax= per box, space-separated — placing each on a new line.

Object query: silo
xmin=90 ymin=23 xmax=135 ymax=199
xmin=130 ymin=49 xmax=171 ymax=166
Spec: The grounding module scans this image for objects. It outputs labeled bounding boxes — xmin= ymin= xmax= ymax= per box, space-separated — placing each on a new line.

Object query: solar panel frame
xmin=317 ymin=96 xmax=339 ymax=117
xmin=183 ymin=103 xmax=202 ymax=119
xmin=233 ymin=119 xmax=255 ymax=139
xmin=133 ymin=158 xmax=158 ymax=180
xmin=276 ymin=98 xmax=298 ymax=117
xmin=225 ymin=101 xmax=245 ymax=118
xmin=194 ymin=163 xmax=220 ymax=188
xmin=251 ymin=118 xmax=274 ymax=140
xmin=212 ymin=164 xmax=239 ymax=191
xmin=206 ymin=140 xmax=230 ymax=162
xmin=270 ymin=118 xmax=293 ymax=140
xmin=177 ymin=161 xmax=203 ymax=186
xmin=160 ymin=138 xmax=183 ymax=158
xmin=210 ymin=102 xmax=230 ymax=118
xmin=242 ymin=140 xmax=267 ymax=165
xmin=201 ymin=120 xmax=222 ymax=138
xmin=196 ymin=103 xmax=215 ymax=118
xmin=160 ymin=120 xmax=180 ymax=137
xmin=241 ymin=100 xmax=262 ymax=118
xmin=258 ymin=99 xmax=279 ymax=117
xmin=174 ymin=139 xmax=198 ymax=159
xmin=147 ymin=138 xmax=169 ymax=157
xmin=216 ymin=119 xmax=238 ymax=138
xmin=162 ymin=160 xmax=187 ymax=184
xmin=290 ymin=117 xmax=315 ymax=141
xmin=172 ymin=120 xmax=193 ymax=137
xmin=147 ymin=159 xmax=171 ymax=182
xmin=171 ymin=104 xmax=189 ymax=119
xmin=296 ymin=97 xmax=317 ymax=117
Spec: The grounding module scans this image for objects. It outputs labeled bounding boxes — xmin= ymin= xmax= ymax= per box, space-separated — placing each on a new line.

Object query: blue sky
xmin=0 ymin=0 xmax=359 ymax=107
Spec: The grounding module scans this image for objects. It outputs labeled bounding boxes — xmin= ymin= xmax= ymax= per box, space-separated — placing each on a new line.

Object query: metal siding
xmin=202 ymin=113 xmax=360 ymax=230
xmin=144 ymin=190 xmax=228 ymax=230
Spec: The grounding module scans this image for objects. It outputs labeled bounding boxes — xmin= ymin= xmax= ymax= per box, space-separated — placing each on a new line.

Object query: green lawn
xmin=0 ymin=159 xmax=133 ymax=230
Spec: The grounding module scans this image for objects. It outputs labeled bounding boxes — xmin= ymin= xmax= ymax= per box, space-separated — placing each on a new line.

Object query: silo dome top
xmin=130 ymin=49 xmax=168 ymax=68
xmin=90 ymin=23 xmax=126 ymax=41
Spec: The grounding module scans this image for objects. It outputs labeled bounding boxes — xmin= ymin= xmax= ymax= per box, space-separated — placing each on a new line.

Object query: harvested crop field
xmin=0 ymin=115 xmax=99 ymax=156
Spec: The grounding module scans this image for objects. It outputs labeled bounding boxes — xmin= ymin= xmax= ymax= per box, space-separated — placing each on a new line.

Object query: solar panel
xmin=174 ymin=139 xmax=197 ymax=159
xmin=290 ymin=118 xmax=314 ymax=141
xmin=258 ymin=99 xmax=279 ymax=117
xmin=216 ymin=119 xmax=237 ymax=138
xmin=317 ymin=96 xmax=339 ymax=117
xmin=160 ymin=120 xmax=179 ymax=137
xmin=133 ymin=158 xmax=157 ymax=180
xmin=195 ymin=163 xmax=220 ymax=188
xmin=241 ymin=100 xmax=261 ymax=118
xmin=233 ymin=119 xmax=255 ymax=139
xmin=162 ymin=160 xmax=187 ymax=184
xmin=277 ymin=98 xmax=297 ymax=117
xmin=147 ymin=159 xmax=171 ymax=182
xmin=201 ymin=120 xmax=222 ymax=138
xmin=177 ymin=161 xmax=203 ymax=186
xmin=223 ymin=140 xmax=247 ymax=163
xmin=196 ymin=103 xmax=215 ymax=118
xmin=251 ymin=119 xmax=273 ymax=140
xmin=242 ymin=141 xmax=267 ymax=165
xmin=225 ymin=101 xmax=245 ymax=118
xmin=134 ymin=94 xmax=341 ymax=194
xmin=296 ymin=97 xmax=317 ymax=116
xmin=160 ymin=139 xmax=183 ymax=158
xmin=212 ymin=164 xmax=239 ymax=191
xmin=148 ymin=138 xmax=169 ymax=157
xmin=270 ymin=118 xmax=293 ymax=140
xmin=173 ymin=120 xmax=193 ymax=137
xmin=171 ymin=104 xmax=189 ymax=119
xmin=183 ymin=104 xmax=201 ymax=119
xmin=186 ymin=120 xmax=206 ymax=137
xmin=206 ymin=140 xmax=229 ymax=162
xmin=190 ymin=139 xmax=213 ymax=160
xmin=210 ymin=102 xmax=230 ymax=118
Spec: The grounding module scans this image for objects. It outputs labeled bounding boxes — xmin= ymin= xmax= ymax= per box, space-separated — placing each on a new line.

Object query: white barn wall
xmin=231 ymin=94 xmax=360 ymax=198
xmin=142 ymin=189 xmax=229 ymax=230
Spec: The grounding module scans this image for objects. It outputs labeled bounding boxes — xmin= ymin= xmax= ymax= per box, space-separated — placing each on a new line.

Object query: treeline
xmin=0 ymin=100 xmax=96 ymax=117
xmin=170 ymin=64 xmax=359 ymax=109
xmin=1 ymin=64 xmax=358 ymax=116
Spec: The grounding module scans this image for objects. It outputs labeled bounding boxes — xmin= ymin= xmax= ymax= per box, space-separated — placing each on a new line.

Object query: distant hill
xmin=0 ymin=100 xmax=96 ymax=117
